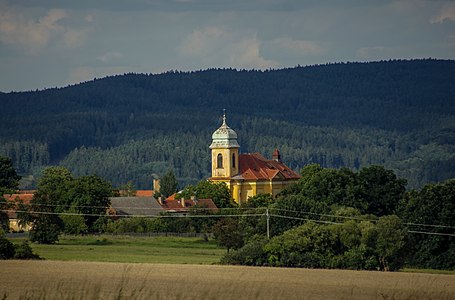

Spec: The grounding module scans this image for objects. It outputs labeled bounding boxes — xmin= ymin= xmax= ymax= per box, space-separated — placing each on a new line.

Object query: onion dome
xmin=209 ymin=113 xmax=240 ymax=149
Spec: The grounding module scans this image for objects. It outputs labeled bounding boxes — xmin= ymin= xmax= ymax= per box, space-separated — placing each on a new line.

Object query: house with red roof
xmin=159 ymin=195 xmax=218 ymax=214
xmin=2 ymin=191 xmax=35 ymax=232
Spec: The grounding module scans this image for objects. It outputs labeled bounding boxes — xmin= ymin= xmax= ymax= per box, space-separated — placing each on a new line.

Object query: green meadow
xmin=9 ymin=235 xmax=225 ymax=264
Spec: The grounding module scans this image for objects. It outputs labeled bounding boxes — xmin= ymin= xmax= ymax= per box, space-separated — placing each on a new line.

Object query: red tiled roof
xmin=237 ymin=153 xmax=300 ymax=181
xmin=166 ymin=193 xmax=177 ymax=201
xmin=3 ymin=193 xmax=34 ymax=219
xmin=135 ymin=190 xmax=154 ymax=197
xmin=161 ymin=198 xmax=218 ymax=211
xmin=3 ymin=193 xmax=34 ymax=204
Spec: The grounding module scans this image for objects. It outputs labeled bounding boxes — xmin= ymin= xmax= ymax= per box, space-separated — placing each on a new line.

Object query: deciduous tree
xmin=180 ymin=180 xmax=233 ymax=208
xmin=212 ymin=218 xmax=244 ymax=253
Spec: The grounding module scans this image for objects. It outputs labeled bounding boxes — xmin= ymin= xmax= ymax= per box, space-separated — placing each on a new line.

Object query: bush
xmin=0 ymin=236 xmax=15 ymax=259
xmin=29 ymin=215 xmax=62 ymax=244
xmin=14 ymin=241 xmax=41 ymax=260
xmin=221 ymin=236 xmax=268 ymax=266
xmin=264 ymin=222 xmax=338 ymax=268
xmin=60 ymin=214 xmax=88 ymax=235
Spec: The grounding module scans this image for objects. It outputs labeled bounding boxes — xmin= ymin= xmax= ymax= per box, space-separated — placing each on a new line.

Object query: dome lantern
xmin=209 ymin=111 xmax=240 ymax=149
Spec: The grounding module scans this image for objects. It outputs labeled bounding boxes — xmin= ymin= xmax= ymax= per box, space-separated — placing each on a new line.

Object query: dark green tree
xmin=180 ymin=180 xmax=233 ymax=208
xmin=28 ymin=214 xmax=62 ymax=244
xmin=23 ymin=167 xmax=73 ymax=244
xmin=270 ymin=194 xmax=330 ymax=236
xmin=243 ymin=193 xmax=274 ymax=208
xmin=0 ymin=156 xmax=21 ymax=232
xmin=0 ymin=156 xmax=21 ymax=194
xmin=375 ymin=215 xmax=409 ymax=271
xmin=212 ymin=218 xmax=244 ymax=253
xmin=357 ymin=165 xmax=407 ymax=216
xmin=398 ymin=179 xmax=455 ymax=269
xmin=65 ymin=175 xmax=112 ymax=232
xmin=159 ymin=170 xmax=178 ymax=198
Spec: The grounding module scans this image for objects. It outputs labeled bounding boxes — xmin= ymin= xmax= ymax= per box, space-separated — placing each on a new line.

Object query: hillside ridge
xmin=0 ymin=59 xmax=454 ymax=189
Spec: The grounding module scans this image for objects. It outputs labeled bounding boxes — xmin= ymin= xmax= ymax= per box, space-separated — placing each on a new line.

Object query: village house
xmin=108 ymin=195 xmax=164 ymax=217
xmin=2 ymin=191 xmax=35 ymax=232
xmin=158 ymin=194 xmax=218 ymax=215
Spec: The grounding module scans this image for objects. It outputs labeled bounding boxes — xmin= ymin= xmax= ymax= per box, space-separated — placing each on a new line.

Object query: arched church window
xmin=232 ymin=153 xmax=236 ymax=168
xmin=217 ymin=153 xmax=223 ymax=168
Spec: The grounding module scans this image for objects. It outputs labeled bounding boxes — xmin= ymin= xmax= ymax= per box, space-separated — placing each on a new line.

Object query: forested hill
xmin=1 ymin=59 xmax=454 ymax=189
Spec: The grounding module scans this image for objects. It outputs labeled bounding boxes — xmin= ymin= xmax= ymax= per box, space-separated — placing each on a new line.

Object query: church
xmin=208 ymin=113 xmax=301 ymax=204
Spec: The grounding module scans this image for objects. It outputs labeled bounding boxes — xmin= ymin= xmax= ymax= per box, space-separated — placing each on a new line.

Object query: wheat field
xmin=0 ymin=260 xmax=454 ymax=299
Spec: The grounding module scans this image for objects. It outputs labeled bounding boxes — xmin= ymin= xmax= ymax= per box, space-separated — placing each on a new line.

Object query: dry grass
xmin=1 ymin=261 xmax=454 ymax=299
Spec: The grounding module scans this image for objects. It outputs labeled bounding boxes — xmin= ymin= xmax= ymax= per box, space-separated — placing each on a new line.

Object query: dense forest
xmin=0 ymin=59 xmax=454 ymax=189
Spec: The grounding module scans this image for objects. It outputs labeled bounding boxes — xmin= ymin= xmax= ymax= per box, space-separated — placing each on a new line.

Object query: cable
xmin=408 ymin=230 xmax=455 ymax=237
xmin=404 ymin=222 xmax=455 ymax=229
xmin=269 ymin=213 xmax=342 ymax=225
xmin=268 ymin=207 xmax=455 ymax=229
xmin=7 ymin=201 xmax=455 ymax=230
xmin=1 ymin=209 xmax=263 ymax=219
xmin=6 ymin=202 xmax=258 ymax=212
xmin=3 ymin=209 xmax=454 ymax=237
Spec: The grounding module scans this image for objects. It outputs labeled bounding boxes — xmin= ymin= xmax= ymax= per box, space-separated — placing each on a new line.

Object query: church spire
xmin=222 ymin=108 xmax=227 ymax=125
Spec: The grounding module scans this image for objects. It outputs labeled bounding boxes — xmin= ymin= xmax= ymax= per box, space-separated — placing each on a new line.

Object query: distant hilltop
xmin=0 ymin=59 xmax=454 ymax=189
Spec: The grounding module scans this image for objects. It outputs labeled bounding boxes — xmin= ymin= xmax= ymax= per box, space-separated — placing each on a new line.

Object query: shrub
xmin=221 ymin=236 xmax=268 ymax=266
xmin=0 ymin=236 xmax=15 ymax=259
xmin=60 ymin=213 xmax=88 ymax=235
xmin=14 ymin=241 xmax=41 ymax=260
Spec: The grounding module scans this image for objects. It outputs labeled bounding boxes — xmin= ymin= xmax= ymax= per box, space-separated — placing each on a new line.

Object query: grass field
xmin=1 ymin=260 xmax=454 ymax=299
xmin=9 ymin=235 xmax=225 ymax=264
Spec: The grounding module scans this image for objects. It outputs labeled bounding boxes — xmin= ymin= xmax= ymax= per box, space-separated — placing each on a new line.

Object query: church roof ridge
xmin=238 ymin=153 xmax=300 ymax=180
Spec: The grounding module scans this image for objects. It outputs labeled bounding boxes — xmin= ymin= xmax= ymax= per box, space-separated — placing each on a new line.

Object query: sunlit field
xmin=10 ymin=235 xmax=225 ymax=264
xmin=1 ymin=260 xmax=454 ymax=299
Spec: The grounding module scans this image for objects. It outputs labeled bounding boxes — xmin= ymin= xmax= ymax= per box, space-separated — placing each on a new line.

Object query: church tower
xmin=209 ymin=112 xmax=240 ymax=179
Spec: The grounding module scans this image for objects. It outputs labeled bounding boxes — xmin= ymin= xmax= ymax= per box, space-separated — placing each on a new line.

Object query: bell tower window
xmin=217 ymin=153 xmax=223 ymax=168
xmin=232 ymin=153 xmax=236 ymax=169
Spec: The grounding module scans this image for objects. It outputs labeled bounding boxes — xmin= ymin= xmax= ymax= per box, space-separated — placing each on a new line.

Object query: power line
xmin=269 ymin=213 xmax=342 ymax=225
xmin=405 ymin=222 xmax=455 ymax=229
xmin=5 ymin=208 xmax=454 ymax=238
xmin=1 ymin=209 xmax=264 ymax=219
xmin=268 ymin=207 xmax=455 ymax=229
xmin=5 ymin=202 xmax=255 ymax=211
xmin=6 ymin=203 xmax=455 ymax=230
xmin=408 ymin=230 xmax=455 ymax=237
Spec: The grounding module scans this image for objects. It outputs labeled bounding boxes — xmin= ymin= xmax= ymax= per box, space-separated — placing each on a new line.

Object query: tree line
xmin=3 ymin=155 xmax=452 ymax=271
xmin=216 ymin=165 xmax=454 ymax=271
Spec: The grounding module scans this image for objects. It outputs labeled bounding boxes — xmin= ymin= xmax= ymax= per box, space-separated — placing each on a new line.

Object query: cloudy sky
xmin=0 ymin=0 xmax=454 ymax=92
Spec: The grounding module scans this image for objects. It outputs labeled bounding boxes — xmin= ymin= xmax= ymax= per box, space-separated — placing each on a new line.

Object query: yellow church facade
xmin=208 ymin=114 xmax=300 ymax=204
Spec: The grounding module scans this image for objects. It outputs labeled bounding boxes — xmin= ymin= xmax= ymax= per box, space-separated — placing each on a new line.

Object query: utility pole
xmin=266 ymin=208 xmax=270 ymax=239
